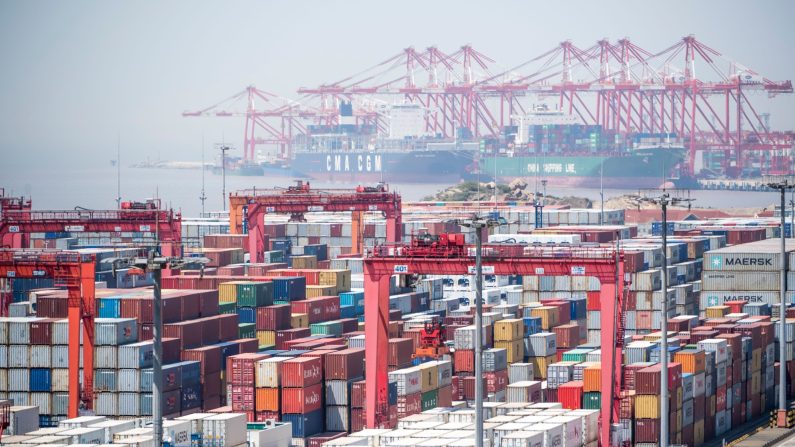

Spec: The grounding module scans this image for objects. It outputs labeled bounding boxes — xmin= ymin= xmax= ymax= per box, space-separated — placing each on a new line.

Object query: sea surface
xmin=0 ymin=163 xmax=783 ymax=217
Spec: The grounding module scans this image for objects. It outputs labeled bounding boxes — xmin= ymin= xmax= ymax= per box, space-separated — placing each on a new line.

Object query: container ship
xmin=290 ymin=105 xmax=685 ymax=187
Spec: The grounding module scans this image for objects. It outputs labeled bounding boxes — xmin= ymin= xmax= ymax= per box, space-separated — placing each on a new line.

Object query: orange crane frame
xmin=364 ymin=243 xmax=625 ymax=446
xmin=229 ymin=183 xmax=402 ymax=262
xmin=0 ymin=249 xmax=95 ymax=418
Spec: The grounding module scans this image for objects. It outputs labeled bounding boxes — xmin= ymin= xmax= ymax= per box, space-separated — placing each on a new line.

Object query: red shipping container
xmin=35 ymin=296 xmax=68 ymax=318
xmin=203 ymin=371 xmax=223 ymax=397
xmin=162 ymin=338 xmax=182 ymax=364
xmin=437 ymin=384 xmax=453 ymax=407
xmin=217 ymin=265 xmax=246 ymax=276
xmin=397 ymin=392 xmax=421 ymax=418
xmin=264 ymin=223 xmax=286 ymax=238
xmin=230 ymin=385 xmax=256 ymax=411
xmin=462 ymin=376 xmax=487 ymax=400
xmin=219 ymin=314 xmax=239 ymax=342
xmin=291 ymin=297 xmax=339 ymax=324
xmin=451 ymin=376 xmax=463 ymax=401
xmin=389 ymin=339 xmax=414 ymax=367
xmin=255 ymin=411 xmax=280 ymax=422
xmin=553 ymin=323 xmax=579 ymax=349
xmin=635 ymin=418 xmax=660 ymax=443
xmin=227 ymin=353 xmax=269 ymax=385
xmin=164 ymin=320 xmax=203 ymax=349
xmin=183 ymin=345 xmax=223 ymax=375
xmin=257 ymin=304 xmax=292 ymax=331
xmin=204 ymin=395 xmax=222 ymax=412
xmin=281 ymin=383 xmax=323 ymax=414
xmin=198 ymin=316 xmax=220 ymax=345
xmin=282 ymin=357 xmax=323 ymax=387
xmin=308 ymin=432 xmax=348 ymax=447
xmin=484 ymin=369 xmax=508 ymax=393
xmin=339 ymin=318 xmax=359 ymax=334
xmin=454 ymin=349 xmax=475 ymax=373
xmin=29 ymin=318 xmax=56 ymax=345
xmin=389 ymin=309 xmax=402 ymax=321
xmin=139 ymin=324 xmax=153 ymax=341
xmin=586 ymin=292 xmax=601 ymax=311
xmin=351 ymin=380 xmax=366 ymax=409
xmin=276 ymin=328 xmax=311 ymax=350
xmin=351 ymin=408 xmax=365 ymax=433
xmin=204 ymin=234 xmax=248 ymax=250
xmin=235 ymin=338 xmax=260 ymax=354
xmin=716 ymin=385 xmax=726 ymax=411
xmin=325 ymin=348 xmax=365 ymax=380
xmin=558 ymin=381 xmax=584 ymax=410
xmin=635 ymin=363 xmax=682 ymax=394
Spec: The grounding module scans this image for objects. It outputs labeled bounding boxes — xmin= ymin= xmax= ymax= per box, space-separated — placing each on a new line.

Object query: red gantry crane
xmin=0 ymin=200 xmax=183 ymax=257
xmin=229 ymin=182 xmax=402 ymax=262
xmin=0 ymin=249 xmax=96 ymax=419
xmin=363 ymin=236 xmax=626 ymax=447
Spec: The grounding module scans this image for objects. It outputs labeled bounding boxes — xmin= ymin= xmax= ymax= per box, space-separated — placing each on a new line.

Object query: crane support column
xmin=352 ymin=212 xmax=364 ymax=255
xmin=247 ymin=204 xmax=268 ymax=263
xmin=599 ymin=268 xmax=624 ymax=446
xmin=363 ymin=270 xmax=391 ymax=428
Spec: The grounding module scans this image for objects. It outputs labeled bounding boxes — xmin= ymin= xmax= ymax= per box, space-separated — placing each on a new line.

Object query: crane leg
xmin=364 ymin=271 xmax=391 ymax=428
xmin=352 ymin=211 xmax=364 ymax=255
xmin=599 ymin=267 xmax=624 ymax=447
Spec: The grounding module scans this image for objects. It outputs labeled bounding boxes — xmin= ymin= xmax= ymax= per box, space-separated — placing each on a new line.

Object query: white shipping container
xmin=702 ymin=271 xmax=780 ymax=291
xmin=501 ymin=430 xmax=544 ymax=447
xmin=9 ymin=391 xmax=30 ymax=406
xmin=526 ymin=333 xmax=556 ymax=357
xmin=176 ymin=413 xmax=215 ymax=436
xmin=94 ymin=345 xmax=118 ymax=369
xmin=8 ymin=317 xmax=37 ymax=344
xmin=30 ymin=392 xmax=51 ymax=415
xmin=29 ymin=345 xmax=51 ymax=368
xmin=89 ymin=419 xmax=137 ymax=443
xmin=9 ymin=368 xmax=29 ymax=391
xmin=59 ymin=415 xmax=108 ymax=429
xmin=255 ymin=358 xmax=288 ymax=388
xmin=118 ymin=392 xmax=141 ymax=416
xmin=95 ymin=392 xmax=119 ymax=416
xmin=247 ymin=423 xmax=293 ymax=447
xmin=163 ymin=419 xmax=193 ymax=447
xmin=699 ymin=290 xmax=779 ymax=310
xmin=8 ymin=345 xmax=28 ymax=368
xmin=202 ymin=413 xmax=247 ymax=447
xmin=390 ymin=367 xmax=422 ymax=396
xmin=60 ymin=427 xmax=107 ymax=444
xmin=0 ymin=318 xmax=8 ymax=344
xmin=568 ymin=409 xmax=599 ymax=443
xmin=95 ymin=318 xmax=138 ymax=345
xmin=525 ymin=422 xmax=565 ymax=447
xmin=119 ymin=368 xmax=141 ymax=392
xmin=0 ymin=344 xmax=7 ymax=368
xmin=52 ymin=368 xmax=70 ymax=392
xmin=545 ymin=415 xmax=582 ymax=447
xmin=698 ymin=339 xmax=729 ymax=364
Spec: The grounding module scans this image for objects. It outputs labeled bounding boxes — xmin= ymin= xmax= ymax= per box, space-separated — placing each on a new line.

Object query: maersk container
xmin=201 ymin=413 xmax=247 ymax=447
xmin=699 ymin=290 xmax=779 ymax=309
xmin=163 ymin=419 xmax=193 ymax=447
xmin=95 ymin=318 xmax=138 ymax=345
xmin=94 ymin=369 xmax=117 ymax=392
xmin=283 ymin=409 xmax=324 ymax=438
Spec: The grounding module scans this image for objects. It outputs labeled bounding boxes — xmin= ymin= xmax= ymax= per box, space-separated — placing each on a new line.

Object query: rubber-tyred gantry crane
xmin=363 ymin=238 xmax=625 ymax=446
xmin=229 ymin=182 xmax=402 ymax=262
xmin=0 ymin=201 xmax=183 ymax=258
xmin=0 ymin=249 xmax=96 ymax=419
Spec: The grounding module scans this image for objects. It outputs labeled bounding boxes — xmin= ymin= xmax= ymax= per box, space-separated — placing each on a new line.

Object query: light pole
xmin=457 ymin=215 xmax=504 ymax=447
xmin=104 ymin=253 xmax=208 ymax=446
xmin=765 ymin=176 xmax=794 ymax=427
xmin=635 ymin=189 xmax=693 ymax=447
xmin=219 ymin=145 xmax=231 ymax=211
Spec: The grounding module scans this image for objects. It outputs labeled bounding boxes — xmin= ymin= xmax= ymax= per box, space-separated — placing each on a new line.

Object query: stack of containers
xmin=256 ymin=304 xmax=292 ymax=349
xmin=228 ymin=353 xmax=269 ymax=421
xmin=633 ymin=362 xmax=683 ymax=444
xmin=255 ymin=357 xmax=289 ymax=422
xmin=218 ymin=281 xmax=274 ymax=341
xmin=321 ymin=348 xmax=365 ymax=437
xmin=281 ymin=356 xmax=324 ymax=436
xmin=482 ymin=349 xmax=509 ymax=400
xmin=494 ymin=319 xmax=525 ymax=365
xmin=525 ymin=332 xmax=557 ymax=380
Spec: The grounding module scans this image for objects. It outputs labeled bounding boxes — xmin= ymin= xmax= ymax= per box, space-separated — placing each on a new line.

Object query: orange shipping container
xmin=255 ymin=387 xmax=280 ymax=411
xmin=673 ymin=350 xmax=706 ymax=374
xmin=583 ymin=364 xmax=602 ymax=392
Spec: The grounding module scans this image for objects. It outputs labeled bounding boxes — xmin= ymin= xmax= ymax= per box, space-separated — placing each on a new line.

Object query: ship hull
xmin=292 ymin=150 xmax=475 ymax=183
xmin=475 ymin=147 xmax=685 ymax=189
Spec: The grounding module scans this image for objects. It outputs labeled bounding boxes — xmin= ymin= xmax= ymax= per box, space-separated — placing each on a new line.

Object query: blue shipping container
xmin=340 ymin=305 xmax=356 ymax=319
xmin=388 ymin=381 xmax=398 ymax=405
xmin=214 ymin=341 xmax=240 ymax=364
xmin=181 ymin=383 xmax=203 ymax=410
xmin=522 ymin=316 xmax=543 ymax=336
xmin=567 ymin=298 xmax=587 ymax=321
xmin=141 ymin=363 xmax=182 ymax=392
xmin=283 ymin=409 xmax=324 ymax=438
xmin=339 ymin=291 xmax=364 ymax=314
xmin=98 ymin=297 xmax=122 ymax=318
xmin=173 ymin=361 xmax=202 ymax=385
xmin=303 ymin=244 xmax=328 ymax=262
xmin=30 ymin=368 xmax=51 ymax=392
xmin=236 ymin=307 xmax=256 ymax=324
xmin=272 ymin=277 xmax=307 ymax=301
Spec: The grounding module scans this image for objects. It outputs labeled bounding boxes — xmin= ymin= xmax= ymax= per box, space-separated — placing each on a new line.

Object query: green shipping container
xmin=238 ymin=323 xmax=256 ymax=339
xmin=421 ymin=389 xmax=438 ymax=412
xmin=562 ymin=348 xmax=594 ymax=363
xmin=236 ymin=281 xmax=274 ymax=307
xmin=310 ymin=321 xmax=343 ymax=336
xmin=264 ymin=250 xmax=285 ymax=263
xmin=583 ymin=392 xmax=601 ymax=410
xmin=219 ymin=301 xmax=237 ymax=315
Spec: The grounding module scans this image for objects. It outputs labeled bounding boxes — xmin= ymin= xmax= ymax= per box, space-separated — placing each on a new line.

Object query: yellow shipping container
xmin=694 ymin=419 xmax=704 ymax=446
xmin=530 ymin=306 xmax=559 ymax=330
xmin=319 ymin=269 xmax=352 ymax=293
xmin=305 ymin=285 xmax=337 ymax=298
xmin=529 ymin=354 xmax=557 ymax=379
xmin=218 ymin=281 xmax=242 ymax=303
xmin=256 ymin=330 xmax=276 ymax=349
xmin=634 ymin=395 xmax=660 ymax=419
xmin=419 ymin=364 xmax=439 ymax=393
xmin=495 ymin=340 xmax=524 ymax=364
xmin=494 ymin=319 xmax=524 ymax=342
xmin=291 ymin=313 xmax=309 ymax=328
xmin=291 ymin=255 xmax=318 ymax=269
xmin=705 ymin=305 xmax=730 ymax=318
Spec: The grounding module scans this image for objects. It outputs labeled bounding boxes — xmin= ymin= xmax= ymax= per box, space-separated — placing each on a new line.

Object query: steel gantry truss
xmin=0 ymin=207 xmax=183 ymax=258
xmin=0 ymin=249 xmax=96 ymax=418
xmin=363 ymin=243 xmax=626 ymax=446
xmin=186 ymin=35 xmax=792 ymax=177
xmin=229 ymin=182 xmax=402 ymax=262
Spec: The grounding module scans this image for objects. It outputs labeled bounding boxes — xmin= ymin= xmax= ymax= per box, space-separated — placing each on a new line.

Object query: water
xmin=0 ymin=163 xmax=782 ymax=217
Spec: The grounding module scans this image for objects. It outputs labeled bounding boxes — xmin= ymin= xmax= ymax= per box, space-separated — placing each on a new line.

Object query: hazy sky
xmin=1 ymin=0 xmax=794 ymax=170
